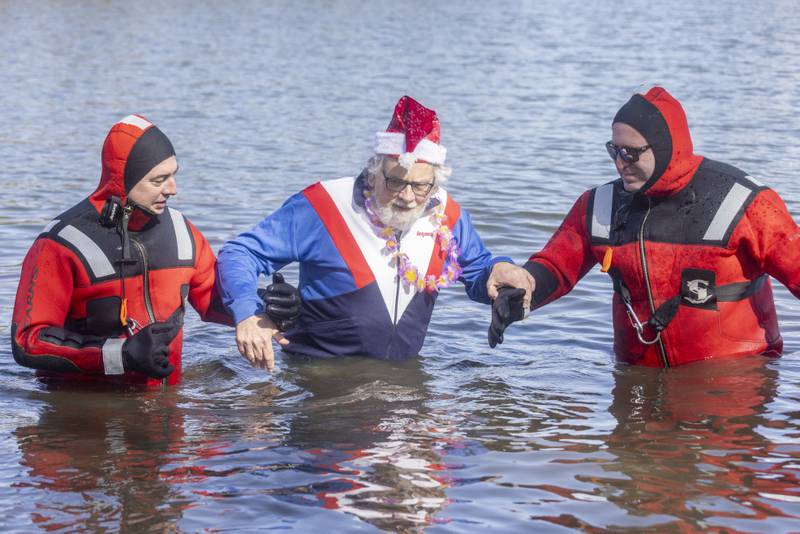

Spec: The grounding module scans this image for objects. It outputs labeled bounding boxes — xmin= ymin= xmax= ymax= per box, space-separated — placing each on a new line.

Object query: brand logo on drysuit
xmin=680 ymin=269 xmax=717 ymax=310
xmin=684 ymin=279 xmax=713 ymax=304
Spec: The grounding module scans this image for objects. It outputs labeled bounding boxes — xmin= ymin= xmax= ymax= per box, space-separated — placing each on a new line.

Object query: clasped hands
xmin=233 ymin=263 xmax=533 ymax=372
xmin=486 ymin=262 xmax=535 ymax=348
xmin=235 ymin=272 xmax=302 ymax=372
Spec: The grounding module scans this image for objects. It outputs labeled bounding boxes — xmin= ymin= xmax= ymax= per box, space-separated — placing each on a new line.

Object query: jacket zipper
xmin=131 ymin=237 xmax=167 ymax=386
xmin=392 ymin=230 xmax=404 ymax=325
xmin=638 ymin=197 xmax=670 ymax=368
xmin=131 ymin=238 xmax=156 ymax=324
xmin=385 ymin=231 xmax=404 ymax=357
xmin=393 ymin=275 xmax=401 ymax=325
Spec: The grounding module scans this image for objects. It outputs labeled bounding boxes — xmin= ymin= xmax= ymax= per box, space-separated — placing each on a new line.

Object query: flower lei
xmin=363 ymin=187 xmax=462 ymax=293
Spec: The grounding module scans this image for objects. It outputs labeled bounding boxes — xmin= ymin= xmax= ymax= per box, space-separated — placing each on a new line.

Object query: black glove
xmin=257 ymin=272 xmax=301 ymax=331
xmin=488 ymin=286 xmax=528 ymax=348
xmin=122 ymin=318 xmax=181 ymax=379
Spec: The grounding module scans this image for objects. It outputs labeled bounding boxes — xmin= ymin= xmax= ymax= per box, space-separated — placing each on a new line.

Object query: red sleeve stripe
xmin=303 ymin=183 xmax=374 ymax=289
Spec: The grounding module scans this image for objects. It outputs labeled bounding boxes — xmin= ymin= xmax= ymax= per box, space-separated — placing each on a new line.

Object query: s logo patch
xmin=681 ymin=269 xmax=717 ymax=310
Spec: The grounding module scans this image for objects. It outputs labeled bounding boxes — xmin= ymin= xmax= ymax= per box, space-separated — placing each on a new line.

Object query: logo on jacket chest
xmin=681 ymin=269 xmax=717 ymax=310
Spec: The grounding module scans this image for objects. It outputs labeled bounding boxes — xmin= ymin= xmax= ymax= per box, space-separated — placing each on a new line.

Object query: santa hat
xmin=374 ymin=96 xmax=447 ymax=169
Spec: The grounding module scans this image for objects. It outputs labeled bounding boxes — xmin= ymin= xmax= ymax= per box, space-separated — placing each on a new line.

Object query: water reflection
xmin=183 ymin=357 xmax=453 ymax=532
xmin=535 ymin=357 xmax=800 ymax=531
xmin=13 ymin=385 xmax=187 ymax=532
xmin=279 ymin=357 xmax=451 ymax=532
xmin=2 ymin=0 xmax=800 ymax=529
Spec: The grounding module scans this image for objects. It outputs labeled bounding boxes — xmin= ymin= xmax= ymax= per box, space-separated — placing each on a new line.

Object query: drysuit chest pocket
xmin=82 ymin=296 xmax=125 ymax=337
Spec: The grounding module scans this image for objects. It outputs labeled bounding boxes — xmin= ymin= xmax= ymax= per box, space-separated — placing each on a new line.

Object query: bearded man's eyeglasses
xmin=384 ymin=175 xmax=435 ymax=196
xmin=606 ymin=141 xmax=652 ymax=164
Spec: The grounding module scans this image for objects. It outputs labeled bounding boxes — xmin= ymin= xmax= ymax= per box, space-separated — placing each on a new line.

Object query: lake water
xmin=1 ymin=0 xmax=800 ymax=532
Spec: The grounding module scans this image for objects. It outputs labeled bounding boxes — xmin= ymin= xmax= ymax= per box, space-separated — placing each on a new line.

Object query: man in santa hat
xmin=217 ymin=96 xmax=533 ymax=370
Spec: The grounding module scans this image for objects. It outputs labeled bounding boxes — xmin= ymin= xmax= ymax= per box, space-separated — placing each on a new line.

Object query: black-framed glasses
xmin=606 ymin=141 xmax=652 ymax=164
xmin=383 ymin=174 xmax=435 ymax=196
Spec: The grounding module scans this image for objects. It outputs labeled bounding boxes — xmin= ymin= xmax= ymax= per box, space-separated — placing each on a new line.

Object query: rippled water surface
xmin=2 ymin=1 xmax=800 ymax=532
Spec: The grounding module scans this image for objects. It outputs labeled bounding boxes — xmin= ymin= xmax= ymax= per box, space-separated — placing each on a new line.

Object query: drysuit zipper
xmin=638 ymin=197 xmax=669 ymax=368
xmin=130 ymin=238 xmax=156 ymax=324
xmin=130 ymin=236 xmax=167 ymax=385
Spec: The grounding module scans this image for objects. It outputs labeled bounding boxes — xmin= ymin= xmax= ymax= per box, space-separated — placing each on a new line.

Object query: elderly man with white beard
xmin=217 ymin=96 xmax=532 ymax=370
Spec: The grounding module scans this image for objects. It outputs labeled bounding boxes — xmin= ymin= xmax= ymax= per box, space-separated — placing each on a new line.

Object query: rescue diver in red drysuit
xmin=489 ymin=87 xmax=800 ymax=367
xmin=10 ymin=115 xmax=300 ymax=386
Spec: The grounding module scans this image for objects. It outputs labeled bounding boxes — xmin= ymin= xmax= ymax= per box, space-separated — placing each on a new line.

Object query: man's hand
xmin=235 ymin=313 xmax=289 ymax=372
xmin=122 ymin=319 xmax=181 ymax=379
xmin=488 ymin=287 xmax=527 ymax=348
xmin=487 ymin=262 xmax=535 ymax=309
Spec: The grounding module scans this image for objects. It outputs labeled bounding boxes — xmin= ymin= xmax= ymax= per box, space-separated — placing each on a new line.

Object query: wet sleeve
xmin=453 ymin=208 xmax=514 ymax=305
xmin=11 ymin=238 xmax=110 ymax=374
xmin=525 ymin=191 xmax=598 ymax=309
xmin=216 ymin=194 xmax=302 ymax=325
xmin=736 ymin=188 xmax=800 ymax=299
xmin=185 ymin=222 xmax=234 ymax=326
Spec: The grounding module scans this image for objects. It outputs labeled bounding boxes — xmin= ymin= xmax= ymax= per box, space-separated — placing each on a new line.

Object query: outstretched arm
xmin=452 ymin=208 xmax=516 ymax=304
xmin=217 ymin=196 xmax=303 ymax=371
xmin=491 ymin=191 xmax=598 ymax=310
xmin=485 ymin=191 xmax=598 ymax=347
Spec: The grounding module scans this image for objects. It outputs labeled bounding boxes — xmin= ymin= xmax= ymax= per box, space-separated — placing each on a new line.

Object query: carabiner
xmin=622 ymin=298 xmax=662 ymax=345
xmin=126 ymin=317 xmax=141 ymax=337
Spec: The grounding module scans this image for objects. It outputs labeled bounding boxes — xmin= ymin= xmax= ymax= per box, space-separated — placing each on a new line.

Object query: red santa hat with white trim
xmin=374 ymin=96 xmax=447 ymax=170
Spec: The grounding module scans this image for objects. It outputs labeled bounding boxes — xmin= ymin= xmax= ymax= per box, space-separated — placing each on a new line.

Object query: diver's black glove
xmin=488 ymin=286 xmax=528 ymax=348
xmin=122 ymin=318 xmax=181 ymax=379
xmin=258 ymin=272 xmax=301 ymax=331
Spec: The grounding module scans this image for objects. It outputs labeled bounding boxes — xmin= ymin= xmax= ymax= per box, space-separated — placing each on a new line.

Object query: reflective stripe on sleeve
xmin=168 ymin=208 xmax=193 ymax=261
xmin=102 ymin=338 xmax=125 ymax=375
xmin=591 ymin=183 xmax=614 ymax=239
xmin=57 ymin=225 xmax=115 ymax=278
xmin=703 ymin=183 xmax=752 ymax=241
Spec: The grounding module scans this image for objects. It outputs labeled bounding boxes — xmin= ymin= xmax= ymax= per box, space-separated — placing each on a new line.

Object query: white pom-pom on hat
xmin=397 ymin=152 xmax=417 ymax=169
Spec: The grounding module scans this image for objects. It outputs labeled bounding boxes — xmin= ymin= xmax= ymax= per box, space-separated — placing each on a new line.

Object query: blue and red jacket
xmin=217 ymin=174 xmax=510 ymax=359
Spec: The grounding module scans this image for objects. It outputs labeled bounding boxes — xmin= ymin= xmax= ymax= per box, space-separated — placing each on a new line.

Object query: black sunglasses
xmin=606 ymin=141 xmax=652 ymax=164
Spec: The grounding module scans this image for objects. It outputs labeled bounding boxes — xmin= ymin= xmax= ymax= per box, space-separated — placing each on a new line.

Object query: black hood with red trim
xmin=613 ymin=87 xmax=703 ymax=197
xmin=89 ymin=115 xmax=175 ymax=213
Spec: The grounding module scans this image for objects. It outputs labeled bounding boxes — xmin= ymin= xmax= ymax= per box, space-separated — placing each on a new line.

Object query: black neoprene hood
xmin=613 ymin=94 xmax=672 ymax=185
xmin=123 ymin=126 xmax=176 ymax=193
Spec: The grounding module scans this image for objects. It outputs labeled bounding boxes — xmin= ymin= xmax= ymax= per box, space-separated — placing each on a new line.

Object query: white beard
xmin=373 ymin=200 xmax=427 ymax=232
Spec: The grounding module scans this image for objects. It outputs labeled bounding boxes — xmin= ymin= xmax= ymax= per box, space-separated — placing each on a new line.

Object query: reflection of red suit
xmin=15 ymin=389 xmax=187 ymax=530
xmin=525 ymin=88 xmax=800 ymax=366
xmin=600 ymin=358 xmax=797 ymax=526
xmin=10 ymin=116 xmax=230 ymax=386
